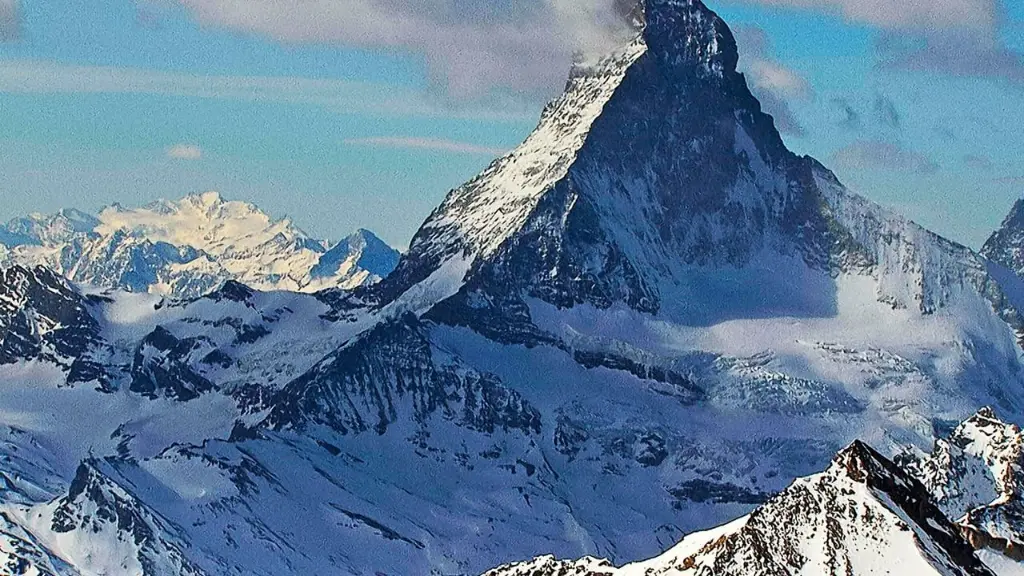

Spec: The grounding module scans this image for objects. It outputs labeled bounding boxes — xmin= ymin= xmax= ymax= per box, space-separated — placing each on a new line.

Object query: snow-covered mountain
xmin=484 ymin=407 xmax=1024 ymax=575
xmin=3 ymin=0 xmax=1024 ymax=575
xmin=905 ymin=408 xmax=1024 ymax=566
xmin=484 ymin=440 xmax=996 ymax=576
xmin=0 ymin=192 xmax=400 ymax=298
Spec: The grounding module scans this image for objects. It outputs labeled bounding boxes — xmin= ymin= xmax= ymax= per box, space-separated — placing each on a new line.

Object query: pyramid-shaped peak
xmin=830 ymin=440 xmax=894 ymax=483
xmin=638 ymin=0 xmax=739 ymax=76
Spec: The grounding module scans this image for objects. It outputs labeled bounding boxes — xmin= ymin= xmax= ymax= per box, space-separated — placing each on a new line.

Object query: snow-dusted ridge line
xmin=482 ymin=439 xmax=996 ymax=576
xmin=0 ymin=192 xmax=400 ymax=299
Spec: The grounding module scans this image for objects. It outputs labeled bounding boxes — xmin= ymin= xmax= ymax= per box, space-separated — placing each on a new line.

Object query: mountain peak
xmin=308 ymin=228 xmax=400 ymax=288
xmin=830 ymin=440 xmax=900 ymax=484
xmin=2 ymin=195 xmax=398 ymax=297
xmin=374 ymin=0 xmax=819 ymax=318
xmin=639 ymin=0 xmax=738 ymax=77
xmin=982 ymin=198 xmax=1024 ymax=276
xmin=170 ymin=190 xmax=225 ymax=207
xmin=1000 ymin=199 xmax=1024 ymax=228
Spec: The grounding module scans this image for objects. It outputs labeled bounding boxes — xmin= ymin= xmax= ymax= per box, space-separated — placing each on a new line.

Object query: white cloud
xmin=0 ymin=60 xmax=536 ymax=121
xmin=727 ymin=0 xmax=998 ymax=32
xmin=166 ymin=144 xmax=203 ymax=160
xmin=343 ymin=136 xmax=507 ymax=156
xmin=726 ymin=0 xmax=1023 ymax=82
xmin=746 ymin=60 xmax=812 ymax=100
xmin=172 ymin=0 xmax=637 ymax=95
xmin=733 ymin=25 xmax=813 ymax=136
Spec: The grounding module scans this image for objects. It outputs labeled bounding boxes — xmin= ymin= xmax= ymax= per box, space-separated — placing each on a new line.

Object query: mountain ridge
xmin=0 ymin=192 xmax=400 ymax=299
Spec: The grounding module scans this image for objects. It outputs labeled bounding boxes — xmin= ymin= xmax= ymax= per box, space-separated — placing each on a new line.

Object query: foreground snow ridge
xmin=484 ymin=440 xmax=994 ymax=576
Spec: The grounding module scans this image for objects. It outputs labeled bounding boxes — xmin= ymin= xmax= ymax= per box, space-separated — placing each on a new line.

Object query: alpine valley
xmin=3 ymin=1 xmax=1024 ymax=575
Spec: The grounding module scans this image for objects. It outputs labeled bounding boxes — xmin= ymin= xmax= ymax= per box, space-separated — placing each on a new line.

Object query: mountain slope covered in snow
xmin=2 ymin=0 xmax=1024 ymax=575
xmin=483 ymin=441 xmax=996 ymax=576
xmin=0 ymin=193 xmax=400 ymax=298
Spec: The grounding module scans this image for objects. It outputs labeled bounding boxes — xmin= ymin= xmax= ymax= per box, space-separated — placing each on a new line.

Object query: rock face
xmin=376 ymin=0 xmax=1009 ymax=329
xmin=129 ymin=327 xmax=217 ymax=402
xmin=483 ymin=441 xmax=996 ymax=576
xmin=265 ymin=315 xmax=542 ymax=437
xmin=41 ymin=459 xmax=206 ymax=576
xmin=0 ymin=193 xmax=399 ymax=298
xmin=0 ymin=265 xmax=108 ymax=385
xmin=4 ymin=1 xmax=1024 ymax=575
xmin=984 ymin=200 xmax=1024 ymax=277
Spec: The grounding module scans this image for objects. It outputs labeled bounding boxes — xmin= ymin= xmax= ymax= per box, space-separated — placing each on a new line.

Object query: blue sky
xmin=0 ymin=0 xmax=1021 ymax=249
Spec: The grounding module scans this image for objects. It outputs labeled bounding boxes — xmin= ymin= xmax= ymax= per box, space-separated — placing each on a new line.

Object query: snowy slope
xmin=15 ymin=459 xmax=207 ymax=576
xmin=482 ymin=441 xmax=995 ymax=576
xmin=0 ymin=193 xmax=399 ymax=298
xmin=906 ymin=408 xmax=1024 ymax=566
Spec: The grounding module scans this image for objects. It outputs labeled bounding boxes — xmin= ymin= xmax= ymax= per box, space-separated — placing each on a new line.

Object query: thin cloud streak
xmin=167 ymin=144 xmax=203 ymax=160
xmin=343 ymin=137 xmax=508 ymax=156
xmin=722 ymin=0 xmax=998 ymax=32
xmin=0 ymin=0 xmax=18 ymax=41
xmin=963 ymin=154 xmax=994 ymax=170
xmin=0 ymin=60 xmax=538 ymax=122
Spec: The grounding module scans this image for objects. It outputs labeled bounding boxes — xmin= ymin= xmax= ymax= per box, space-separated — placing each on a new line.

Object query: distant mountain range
xmin=0 ymin=191 xmax=400 ymax=298
xmin=3 ymin=0 xmax=1024 ymax=574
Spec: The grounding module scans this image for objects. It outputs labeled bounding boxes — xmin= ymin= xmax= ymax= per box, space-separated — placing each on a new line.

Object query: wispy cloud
xmin=173 ymin=0 xmax=637 ymax=96
xmin=832 ymin=140 xmax=939 ymax=174
xmin=963 ymin=154 xmax=993 ymax=170
xmin=995 ymin=176 xmax=1024 ymax=186
xmin=733 ymin=25 xmax=813 ymax=136
xmin=725 ymin=0 xmax=998 ymax=32
xmin=166 ymin=144 xmax=203 ymax=160
xmin=725 ymin=0 xmax=1023 ymax=83
xmin=343 ymin=137 xmax=508 ymax=156
xmin=0 ymin=0 xmax=18 ymax=41
xmin=0 ymin=60 xmax=537 ymax=122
